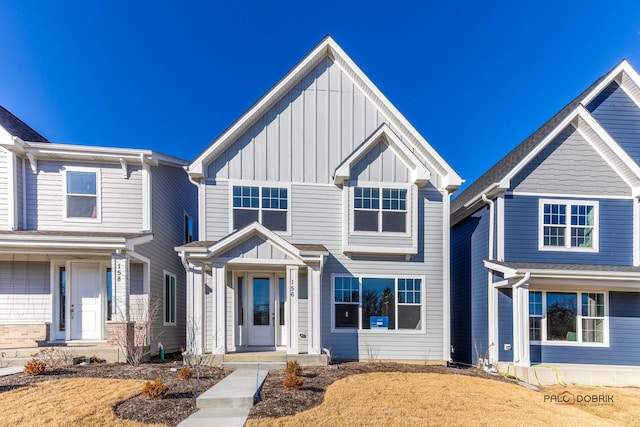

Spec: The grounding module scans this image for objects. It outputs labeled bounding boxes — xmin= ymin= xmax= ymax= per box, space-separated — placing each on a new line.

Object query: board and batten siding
xmin=0 ymin=261 xmax=50 ymax=322
xmin=535 ymin=291 xmax=640 ymax=365
xmin=588 ymin=81 xmax=640 ymax=165
xmin=25 ymin=160 xmax=144 ymax=232
xmin=504 ymin=195 xmax=633 ymax=265
xmin=351 ymin=141 xmax=411 ymax=183
xmin=135 ymin=163 xmax=198 ymax=352
xmin=511 ymin=125 xmax=630 ymax=196
xmin=206 ymin=57 xmax=438 ymax=187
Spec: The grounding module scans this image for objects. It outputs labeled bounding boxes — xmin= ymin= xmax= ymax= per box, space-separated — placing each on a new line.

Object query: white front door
xmin=248 ymin=276 xmax=275 ymax=346
xmin=71 ymin=263 xmax=102 ymax=340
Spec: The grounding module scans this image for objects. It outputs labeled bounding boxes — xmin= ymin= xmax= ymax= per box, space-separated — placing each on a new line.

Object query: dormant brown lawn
xmin=247 ymin=372 xmax=640 ymax=427
xmin=0 ymin=378 xmax=165 ymax=427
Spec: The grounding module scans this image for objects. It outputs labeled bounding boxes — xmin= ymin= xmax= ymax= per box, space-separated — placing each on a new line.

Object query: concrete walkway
xmin=178 ymin=367 xmax=270 ymax=427
xmin=0 ymin=366 xmax=23 ymax=376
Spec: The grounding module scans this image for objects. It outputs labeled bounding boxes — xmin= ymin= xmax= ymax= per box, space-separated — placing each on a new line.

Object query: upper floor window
xmin=232 ymin=185 xmax=288 ymax=232
xmin=65 ymin=169 xmax=100 ymax=220
xmin=539 ymin=199 xmax=598 ymax=251
xmin=354 ymin=187 xmax=407 ymax=233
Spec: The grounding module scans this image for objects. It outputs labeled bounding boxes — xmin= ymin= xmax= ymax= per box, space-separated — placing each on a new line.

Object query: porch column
xmin=111 ymin=253 xmax=130 ymax=322
xmin=186 ymin=262 xmax=204 ymax=354
xmin=286 ymin=265 xmax=299 ymax=355
xmin=512 ymin=282 xmax=531 ymax=367
xmin=307 ymin=266 xmax=321 ymax=355
xmin=211 ymin=262 xmax=226 ymax=354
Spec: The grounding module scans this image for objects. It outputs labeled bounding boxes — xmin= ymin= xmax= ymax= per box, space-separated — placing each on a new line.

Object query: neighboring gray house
xmin=0 ymin=106 xmax=197 ymax=359
xmin=176 ymin=36 xmax=462 ymax=362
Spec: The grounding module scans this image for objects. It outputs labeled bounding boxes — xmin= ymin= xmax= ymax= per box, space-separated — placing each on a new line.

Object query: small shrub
xmin=141 ymin=377 xmax=169 ymax=400
xmin=178 ymin=367 xmax=193 ymax=380
xmin=24 ymin=359 xmax=47 ymax=376
xmin=89 ymin=356 xmax=106 ymax=364
xmin=283 ymin=361 xmax=304 ymax=390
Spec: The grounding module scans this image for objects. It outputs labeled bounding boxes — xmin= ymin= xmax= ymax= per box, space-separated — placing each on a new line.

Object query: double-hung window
xmin=528 ymin=290 xmax=606 ymax=344
xmin=354 ymin=187 xmax=407 ymax=233
xmin=164 ymin=272 xmax=176 ymax=326
xmin=540 ymin=199 xmax=598 ymax=250
xmin=333 ymin=276 xmax=423 ymax=331
xmin=232 ymin=185 xmax=288 ymax=231
xmin=65 ymin=169 xmax=99 ymax=220
xmin=529 ymin=291 xmax=542 ymax=341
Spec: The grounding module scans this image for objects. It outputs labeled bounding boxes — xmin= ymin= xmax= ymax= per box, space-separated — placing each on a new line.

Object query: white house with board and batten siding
xmin=175 ymin=36 xmax=462 ymax=363
xmin=0 ymin=106 xmax=197 ymax=360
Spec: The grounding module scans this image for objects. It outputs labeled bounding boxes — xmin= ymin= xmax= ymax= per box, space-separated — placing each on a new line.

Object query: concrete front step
xmin=197 ymin=369 xmax=269 ymax=410
xmin=222 ymin=361 xmax=286 ymax=371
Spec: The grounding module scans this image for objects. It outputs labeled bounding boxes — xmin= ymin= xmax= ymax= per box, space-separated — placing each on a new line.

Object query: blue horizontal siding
xmin=588 ymin=81 xmax=640 ymax=165
xmin=498 ymin=288 xmax=513 ymax=362
xmin=450 ymin=205 xmax=490 ymax=365
xmin=504 ymin=195 xmax=633 ymax=265
xmin=538 ymin=292 xmax=640 ymax=365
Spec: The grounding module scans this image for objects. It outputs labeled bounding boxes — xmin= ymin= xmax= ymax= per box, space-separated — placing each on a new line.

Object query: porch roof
xmin=175 ymin=223 xmax=328 ymax=264
xmin=0 ymin=230 xmax=153 ymax=254
xmin=485 ymin=260 xmax=640 ymax=281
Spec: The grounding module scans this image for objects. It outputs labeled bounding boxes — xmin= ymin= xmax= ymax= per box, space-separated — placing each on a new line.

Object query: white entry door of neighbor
xmin=248 ymin=276 xmax=275 ymax=346
xmin=71 ymin=263 xmax=102 ymax=340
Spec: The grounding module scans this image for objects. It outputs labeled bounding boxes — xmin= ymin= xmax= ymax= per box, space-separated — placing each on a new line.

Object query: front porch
xmin=497 ymin=362 xmax=640 ymax=387
xmin=177 ymin=223 xmax=328 ymax=361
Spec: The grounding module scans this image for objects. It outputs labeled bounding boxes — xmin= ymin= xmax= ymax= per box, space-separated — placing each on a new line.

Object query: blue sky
xmin=1 ymin=1 xmax=640 ymax=191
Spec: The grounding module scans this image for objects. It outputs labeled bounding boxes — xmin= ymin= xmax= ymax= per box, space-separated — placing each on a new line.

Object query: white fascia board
xmin=580 ymin=60 xmax=631 ymax=107
xmin=328 ymin=40 xmax=462 ymax=189
xmin=333 ymin=123 xmax=430 ymax=186
xmin=575 ymin=107 xmax=640 ymax=188
xmin=24 ymin=141 xmax=154 ymax=161
xmin=206 ymin=222 xmax=304 ymax=261
xmin=188 ymin=38 xmax=334 ymax=178
xmin=484 ymin=260 xmax=520 ymax=278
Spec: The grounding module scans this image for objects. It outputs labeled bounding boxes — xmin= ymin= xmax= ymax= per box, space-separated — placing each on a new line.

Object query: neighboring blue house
xmin=451 ymin=60 xmax=640 ymax=386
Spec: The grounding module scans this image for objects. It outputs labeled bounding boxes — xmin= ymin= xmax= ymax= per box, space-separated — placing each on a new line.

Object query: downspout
xmin=480 ymin=194 xmax=497 ymax=365
xmin=179 ymin=251 xmax=189 ymax=272
xmin=512 ymin=272 xmax=531 ymax=366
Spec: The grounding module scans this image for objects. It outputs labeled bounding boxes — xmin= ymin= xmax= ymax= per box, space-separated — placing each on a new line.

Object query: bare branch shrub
xmin=113 ymin=297 xmax=163 ymax=366
xmin=38 ymin=347 xmax=77 ymax=369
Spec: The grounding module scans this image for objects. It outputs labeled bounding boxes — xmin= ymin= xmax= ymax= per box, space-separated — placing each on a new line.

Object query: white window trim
xmin=330 ymin=273 xmax=426 ymax=334
xmin=62 ymin=167 xmax=102 ymax=223
xmin=163 ymin=271 xmax=177 ymax=326
xmin=538 ymin=199 xmax=599 ymax=252
xmin=349 ymin=182 xmax=412 ymax=237
xmin=530 ymin=289 xmax=609 ymax=347
xmin=228 ymin=181 xmax=292 ymax=235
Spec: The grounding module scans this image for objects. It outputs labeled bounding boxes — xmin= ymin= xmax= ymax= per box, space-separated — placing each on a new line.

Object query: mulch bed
xmin=0 ymin=360 xmax=515 ymax=426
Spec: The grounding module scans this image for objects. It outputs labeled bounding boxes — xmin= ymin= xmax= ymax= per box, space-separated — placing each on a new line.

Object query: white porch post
xmin=186 ymin=262 xmax=204 ymax=355
xmin=111 ymin=253 xmax=130 ymax=322
xmin=212 ymin=262 xmax=226 ymax=354
xmin=512 ymin=282 xmax=531 ymax=367
xmin=286 ymin=265 xmax=299 ymax=355
xmin=307 ymin=266 xmax=321 ymax=355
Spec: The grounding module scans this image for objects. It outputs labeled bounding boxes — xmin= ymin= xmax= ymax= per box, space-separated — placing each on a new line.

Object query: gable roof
xmin=187 ymin=36 xmax=461 ymax=192
xmin=451 ymin=60 xmax=640 ymax=224
xmin=0 ymin=106 xmax=49 ymax=142
xmin=333 ymin=123 xmax=431 ymax=186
